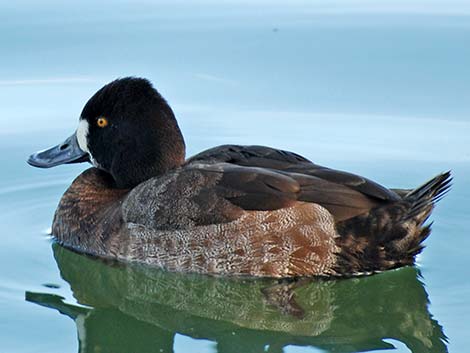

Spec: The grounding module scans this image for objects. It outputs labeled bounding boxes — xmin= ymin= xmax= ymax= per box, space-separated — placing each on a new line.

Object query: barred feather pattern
xmin=121 ymin=203 xmax=340 ymax=277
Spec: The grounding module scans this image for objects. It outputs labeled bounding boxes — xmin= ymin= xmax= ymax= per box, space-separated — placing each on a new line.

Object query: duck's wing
xmin=125 ymin=146 xmax=400 ymax=230
xmin=189 ymin=162 xmax=384 ymax=222
xmin=124 ymin=161 xmax=382 ymax=229
xmin=187 ymin=144 xmax=400 ymax=202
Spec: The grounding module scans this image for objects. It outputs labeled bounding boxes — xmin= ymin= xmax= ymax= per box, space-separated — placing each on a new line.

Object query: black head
xmin=28 ymin=77 xmax=186 ymax=188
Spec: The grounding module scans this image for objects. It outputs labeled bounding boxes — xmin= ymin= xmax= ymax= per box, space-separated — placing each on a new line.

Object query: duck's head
xmin=28 ymin=77 xmax=186 ymax=188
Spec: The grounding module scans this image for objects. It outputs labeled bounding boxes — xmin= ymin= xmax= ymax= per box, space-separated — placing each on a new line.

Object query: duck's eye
xmin=96 ymin=117 xmax=108 ymax=128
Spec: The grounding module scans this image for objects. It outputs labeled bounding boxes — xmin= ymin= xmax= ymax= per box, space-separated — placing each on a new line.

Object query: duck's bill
xmin=27 ymin=134 xmax=90 ymax=168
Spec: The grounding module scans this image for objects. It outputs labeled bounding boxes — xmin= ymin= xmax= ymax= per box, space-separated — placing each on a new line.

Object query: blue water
xmin=1 ymin=1 xmax=469 ymax=352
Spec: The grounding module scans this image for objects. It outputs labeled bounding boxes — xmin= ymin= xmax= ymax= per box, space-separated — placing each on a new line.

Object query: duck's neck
xmin=110 ymin=110 xmax=186 ymax=189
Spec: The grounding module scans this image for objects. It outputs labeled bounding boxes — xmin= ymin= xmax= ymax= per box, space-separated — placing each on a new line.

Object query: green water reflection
xmin=26 ymin=244 xmax=447 ymax=353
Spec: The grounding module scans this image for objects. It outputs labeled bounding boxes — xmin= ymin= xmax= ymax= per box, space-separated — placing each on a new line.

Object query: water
xmin=1 ymin=1 xmax=469 ymax=352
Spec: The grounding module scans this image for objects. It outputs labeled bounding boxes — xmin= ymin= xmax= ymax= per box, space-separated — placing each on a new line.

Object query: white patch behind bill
xmin=76 ymin=118 xmax=90 ymax=154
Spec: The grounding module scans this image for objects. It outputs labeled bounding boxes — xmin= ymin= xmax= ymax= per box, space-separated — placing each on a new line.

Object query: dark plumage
xmin=28 ymin=77 xmax=452 ymax=277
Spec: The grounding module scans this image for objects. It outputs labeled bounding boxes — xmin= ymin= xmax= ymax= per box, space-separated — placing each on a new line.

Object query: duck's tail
xmin=333 ymin=171 xmax=452 ymax=276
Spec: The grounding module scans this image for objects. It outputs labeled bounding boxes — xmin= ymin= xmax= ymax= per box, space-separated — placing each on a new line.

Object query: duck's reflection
xmin=26 ymin=244 xmax=447 ymax=353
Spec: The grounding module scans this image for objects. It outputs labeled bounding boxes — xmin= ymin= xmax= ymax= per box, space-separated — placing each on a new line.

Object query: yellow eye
xmin=97 ymin=117 xmax=108 ymax=128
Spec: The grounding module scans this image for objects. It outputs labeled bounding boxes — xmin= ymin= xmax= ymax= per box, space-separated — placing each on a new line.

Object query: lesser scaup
xmin=28 ymin=77 xmax=451 ymax=277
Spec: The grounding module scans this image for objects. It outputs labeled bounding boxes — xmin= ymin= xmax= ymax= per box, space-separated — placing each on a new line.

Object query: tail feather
xmin=334 ymin=171 xmax=452 ymax=276
xmin=404 ymin=171 xmax=452 ymax=220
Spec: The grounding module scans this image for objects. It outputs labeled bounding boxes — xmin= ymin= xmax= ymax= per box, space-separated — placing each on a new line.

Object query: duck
xmin=27 ymin=77 xmax=451 ymax=278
